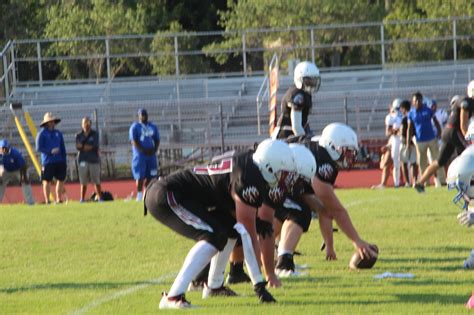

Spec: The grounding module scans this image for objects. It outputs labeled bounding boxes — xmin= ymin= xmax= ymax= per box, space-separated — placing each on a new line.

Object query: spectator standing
xmin=407 ymin=92 xmax=442 ymax=190
xmin=36 ymin=112 xmax=67 ymax=204
xmin=76 ymin=116 xmax=102 ymax=202
xmin=399 ymin=100 xmax=418 ymax=186
xmin=0 ymin=139 xmax=34 ymax=204
xmin=129 ymin=108 xmax=160 ymax=201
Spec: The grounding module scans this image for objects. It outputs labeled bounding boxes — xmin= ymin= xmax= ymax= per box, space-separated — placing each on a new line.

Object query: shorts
xmin=144 ymin=179 xmax=236 ymax=251
xmin=274 ymin=198 xmax=312 ymax=232
xmin=78 ymin=161 xmax=101 ymax=185
xmin=437 ymin=128 xmax=467 ymax=167
xmin=400 ymin=143 xmax=417 ymax=164
xmin=131 ymin=155 xmax=158 ymax=180
xmin=41 ymin=162 xmax=67 ymax=182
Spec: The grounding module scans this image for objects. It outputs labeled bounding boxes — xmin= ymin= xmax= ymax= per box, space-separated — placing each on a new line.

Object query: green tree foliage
xmin=204 ymin=0 xmax=386 ymax=71
xmin=43 ymin=0 xmax=146 ymax=81
xmin=384 ymin=0 xmax=474 ymax=63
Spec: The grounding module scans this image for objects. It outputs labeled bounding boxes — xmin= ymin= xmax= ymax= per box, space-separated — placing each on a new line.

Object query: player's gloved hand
xmin=254 ymin=281 xmax=276 ymax=303
xmin=457 ymin=210 xmax=474 ymax=227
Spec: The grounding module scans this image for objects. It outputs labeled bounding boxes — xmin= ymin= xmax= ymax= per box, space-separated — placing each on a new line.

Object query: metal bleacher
xmin=2 ymin=59 xmax=473 ymax=173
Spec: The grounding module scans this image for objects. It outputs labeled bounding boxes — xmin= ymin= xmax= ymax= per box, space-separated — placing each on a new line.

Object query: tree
xmin=43 ymin=0 xmax=147 ymax=81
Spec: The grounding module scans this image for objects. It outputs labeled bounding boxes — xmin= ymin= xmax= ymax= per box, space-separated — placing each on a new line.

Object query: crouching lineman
xmin=144 ymin=139 xmax=297 ymax=309
xmin=275 ymin=123 xmax=378 ymax=275
xmin=446 ymin=128 xmax=474 ymax=309
xmin=0 ymin=139 xmax=34 ymax=205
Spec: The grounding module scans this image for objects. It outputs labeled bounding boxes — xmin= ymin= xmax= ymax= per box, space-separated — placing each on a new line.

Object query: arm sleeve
xmin=290 ymin=108 xmax=305 ymax=136
xmin=129 ymin=124 xmax=138 ymax=142
xmin=35 ymin=132 xmax=48 ymax=154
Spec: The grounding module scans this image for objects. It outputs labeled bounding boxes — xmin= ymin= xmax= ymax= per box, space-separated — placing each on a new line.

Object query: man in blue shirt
xmin=406 ymin=92 xmax=442 ymax=192
xmin=36 ymin=112 xmax=67 ymax=204
xmin=0 ymin=139 xmax=34 ymax=204
xmin=129 ymin=108 xmax=160 ymax=201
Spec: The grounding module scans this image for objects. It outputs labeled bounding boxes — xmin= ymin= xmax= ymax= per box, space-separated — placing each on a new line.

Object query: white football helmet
xmin=289 ymin=143 xmax=316 ymax=182
xmin=391 ymin=98 xmax=402 ymax=112
xmin=318 ymin=123 xmax=359 ymax=162
xmin=450 ymin=95 xmax=462 ymax=108
xmin=447 ymin=152 xmax=474 ymax=210
xmin=294 ymin=61 xmax=321 ymax=94
xmin=467 ymin=80 xmax=474 ymax=98
xmin=253 ymin=139 xmax=296 ymax=187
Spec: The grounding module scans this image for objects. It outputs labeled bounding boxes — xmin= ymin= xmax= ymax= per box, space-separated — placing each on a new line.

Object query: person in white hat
xmin=35 ymin=112 xmax=67 ymax=204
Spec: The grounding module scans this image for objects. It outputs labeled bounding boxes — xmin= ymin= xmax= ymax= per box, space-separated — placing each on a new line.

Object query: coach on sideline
xmin=76 ymin=116 xmax=102 ymax=202
xmin=0 ymin=139 xmax=35 ymax=205
xmin=36 ymin=112 xmax=67 ymax=204
xmin=129 ymin=108 xmax=160 ymax=201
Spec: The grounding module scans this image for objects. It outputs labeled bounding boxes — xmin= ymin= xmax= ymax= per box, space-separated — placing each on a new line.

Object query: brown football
xmin=349 ymin=244 xmax=379 ymax=270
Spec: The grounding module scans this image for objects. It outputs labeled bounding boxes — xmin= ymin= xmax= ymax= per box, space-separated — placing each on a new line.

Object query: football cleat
xmin=187 ymin=280 xmax=205 ymax=292
xmin=159 ymin=292 xmax=194 ymax=309
xmin=202 ymin=285 xmax=238 ymax=298
xmin=463 ymin=250 xmax=474 ymax=269
xmin=414 ymin=183 xmax=425 ymax=193
xmin=254 ymin=281 xmax=276 ymax=303
xmin=226 ymin=269 xmax=251 ymax=285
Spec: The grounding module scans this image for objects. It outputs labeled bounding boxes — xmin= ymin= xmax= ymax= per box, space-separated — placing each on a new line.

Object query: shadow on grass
xmin=0 ymin=280 xmax=161 ymax=294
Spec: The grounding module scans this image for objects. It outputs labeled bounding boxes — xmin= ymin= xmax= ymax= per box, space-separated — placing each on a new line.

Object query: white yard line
xmin=69 ymin=273 xmax=175 ymax=315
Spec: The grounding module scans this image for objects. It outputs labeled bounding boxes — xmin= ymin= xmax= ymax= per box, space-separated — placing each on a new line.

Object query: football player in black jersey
xmin=415 ymin=81 xmax=474 ymax=192
xmin=273 ymin=61 xmax=321 ymax=139
xmin=275 ymin=123 xmax=378 ymax=276
xmin=144 ymin=139 xmax=296 ymax=309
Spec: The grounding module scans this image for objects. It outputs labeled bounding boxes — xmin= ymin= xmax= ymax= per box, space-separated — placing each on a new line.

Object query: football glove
xmin=253 ymin=281 xmax=276 ymax=303
xmin=457 ymin=210 xmax=474 ymax=227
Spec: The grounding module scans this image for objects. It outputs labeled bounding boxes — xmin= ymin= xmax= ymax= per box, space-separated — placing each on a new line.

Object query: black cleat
xmin=414 ymin=183 xmax=425 ymax=193
xmin=254 ymin=281 xmax=276 ymax=303
xmin=202 ymin=285 xmax=238 ymax=298
xmin=226 ymin=262 xmax=251 ymax=284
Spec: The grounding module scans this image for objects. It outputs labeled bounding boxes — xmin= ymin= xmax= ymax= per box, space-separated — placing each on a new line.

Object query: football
xmin=349 ymin=244 xmax=379 ymax=270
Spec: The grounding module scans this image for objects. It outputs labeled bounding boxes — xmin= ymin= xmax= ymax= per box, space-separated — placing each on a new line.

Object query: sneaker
xmin=226 ymin=269 xmax=251 ymax=285
xmin=159 ymin=292 xmax=194 ymax=309
xmin=414 ymin=183 xmax=425 ymax=193
xmin=202 ymin=285 xmax=238 ymax=298
xmin=463 ymin=251 xmax=474 ymax=269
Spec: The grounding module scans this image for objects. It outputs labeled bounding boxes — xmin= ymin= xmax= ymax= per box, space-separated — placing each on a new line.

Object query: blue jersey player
xmin=129 ymin=108 xmax=160 ymax=201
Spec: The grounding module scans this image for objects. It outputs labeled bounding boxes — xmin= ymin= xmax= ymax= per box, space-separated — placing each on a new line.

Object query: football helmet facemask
xmin=447 ymin=152 xmax=474 ymax=210
xmin=318 ymin=123 xmax=359 ymax=167
xmin=294 ymin=61 xmax=321 ymax=94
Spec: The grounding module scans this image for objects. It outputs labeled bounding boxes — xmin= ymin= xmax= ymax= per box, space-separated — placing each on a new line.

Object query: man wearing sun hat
xmin=36 ymin=112 xmax=67 ymax=204
xmin=129 ymin=108 xmax=160 ymax=201
xmin=0 ymin=139 xmax=35 ymax=205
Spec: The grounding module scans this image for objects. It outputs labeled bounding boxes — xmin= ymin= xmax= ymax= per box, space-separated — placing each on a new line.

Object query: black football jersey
xmin=448 ymin=96 xmax=474 ymax=130
xmin=275 ymin=85 xmax=312 ymax=138
xmin=164 ymin=150 xmax=269 ymax=213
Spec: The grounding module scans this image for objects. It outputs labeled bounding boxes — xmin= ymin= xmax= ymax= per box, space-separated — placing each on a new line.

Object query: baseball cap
xmin=0 ymin=139 xmax=9 ymax=148
xmin=138 ymin=108 xmax=148 ymax=116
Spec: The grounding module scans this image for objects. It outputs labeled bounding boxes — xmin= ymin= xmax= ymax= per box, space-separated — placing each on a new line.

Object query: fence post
xmin=452 ymin=18 xmax=457 ymax=62
xmin=310 ymin=28 xmax=315 ymax=64
xmin=10 ymin=43 xmax=16 ymax=86
xmin=105 ymin=38 xmax=111 ymax=82
xmin=219 ymin=103 xmax=225 ymax=153
xmin=3 ymin=54 xmax=10 ymax=104
xmin=174 ymin=35 xmax=180 ymax=78
xmin=344 ymin=97 xmax=348 ymax=124
xmin=36 ymin=42 xmax=43 ymax=86
xmin=380 ymin=23 xmax=385 ymax=66
xmin=242 ymin=32 xmax=247 ymax=78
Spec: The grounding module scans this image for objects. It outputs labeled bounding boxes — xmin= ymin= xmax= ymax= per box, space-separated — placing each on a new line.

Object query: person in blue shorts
xmin=129 ymin=108 xmax=160 ymax=201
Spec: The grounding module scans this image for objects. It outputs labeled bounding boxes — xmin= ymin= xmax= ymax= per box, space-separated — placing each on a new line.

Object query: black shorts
xmin=41 ymin=162 xmax=67 ymax=181
xmin=274 ymin=198 xmax=312 ymax=232
xmin=438 ymin=128 xmax=467 ymax=166
xmin=144 ymin=179 xmax=236 ymax=251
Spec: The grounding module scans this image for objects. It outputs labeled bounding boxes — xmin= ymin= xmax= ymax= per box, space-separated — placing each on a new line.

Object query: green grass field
xmin=1 ymin=188 xmax=473 ymax=314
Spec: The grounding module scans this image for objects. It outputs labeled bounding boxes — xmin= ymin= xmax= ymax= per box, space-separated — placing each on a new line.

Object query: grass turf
xmin=1 ymin=187 xmax=473 ymax=314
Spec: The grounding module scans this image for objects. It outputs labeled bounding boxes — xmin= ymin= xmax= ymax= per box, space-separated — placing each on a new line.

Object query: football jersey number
xmin=193 ymin=158 xmax=233 ymax=175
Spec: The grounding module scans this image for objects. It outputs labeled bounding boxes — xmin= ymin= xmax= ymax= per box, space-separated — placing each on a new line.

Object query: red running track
xmin=1 ymin=169 xmax=390 ymax=205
